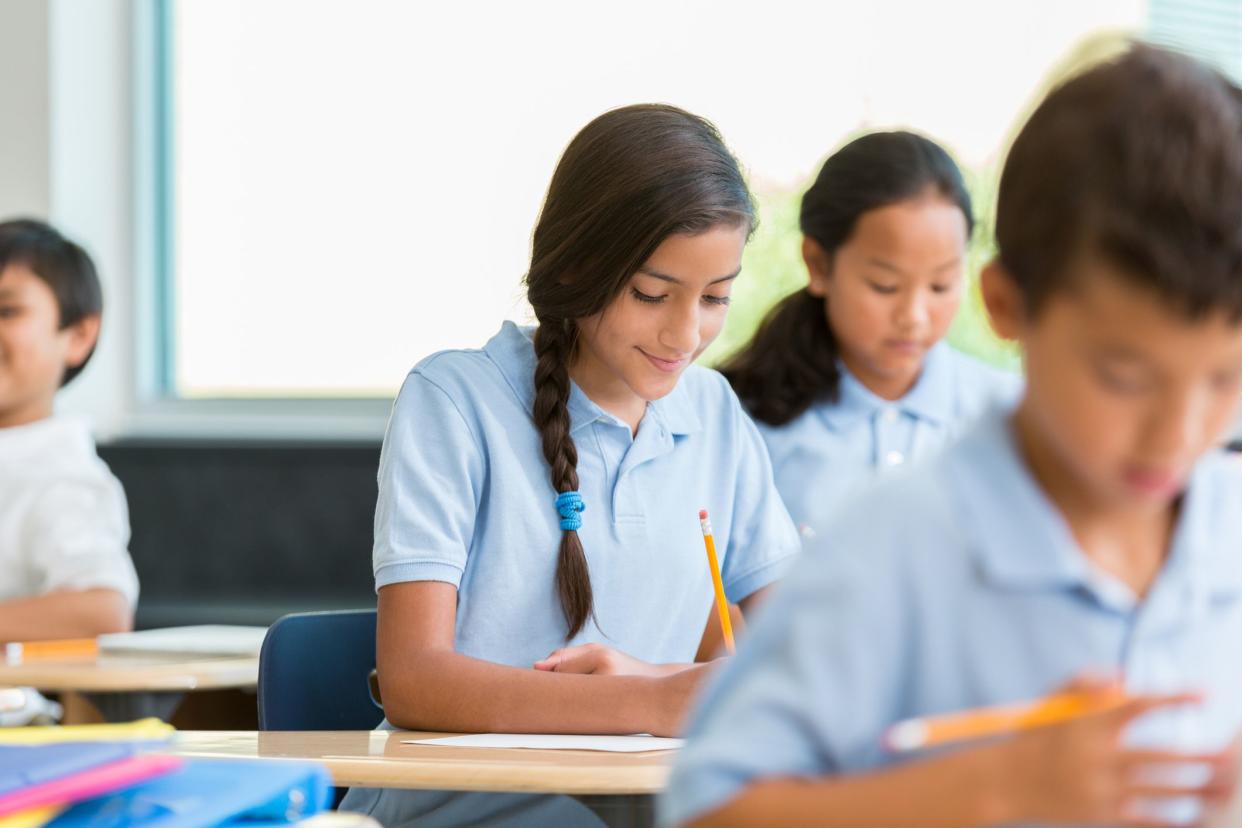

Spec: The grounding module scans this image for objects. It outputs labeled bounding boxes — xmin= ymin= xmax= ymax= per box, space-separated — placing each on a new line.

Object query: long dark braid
xmin=531 ymin=322 xmax=594 ymax=637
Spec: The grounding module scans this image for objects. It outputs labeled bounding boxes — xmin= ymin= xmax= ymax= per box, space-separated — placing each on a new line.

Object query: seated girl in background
xmin=341 ymin=104 xmax=799 ymax=827
xmin=722 ymin=132 xmax=1019 ymax=532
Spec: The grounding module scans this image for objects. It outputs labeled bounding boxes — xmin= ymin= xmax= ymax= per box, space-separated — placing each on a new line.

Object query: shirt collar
xmin=948 ymin=411 xmax=1242 ymax=605
xmin=947 ymin=411 xmax=1097 ymax=592
xmin=482 ymin=321 xmax=701 ymax=436
xmin=816 ymin=343 xmax=955 ymax=430
xmin=1172 ymin=450 xmax=1242 ymax=600
xmin=0 ymin=415 xmax=94 ymax=463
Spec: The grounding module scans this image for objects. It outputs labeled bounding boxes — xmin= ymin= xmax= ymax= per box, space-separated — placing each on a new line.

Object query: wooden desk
xmin=0 ymin=653 xmax=258 ymax=722
xmin=170 ymin=730 xmax=674 ymax=795
xmin=0 ymin=653 xmax=257 ymax=692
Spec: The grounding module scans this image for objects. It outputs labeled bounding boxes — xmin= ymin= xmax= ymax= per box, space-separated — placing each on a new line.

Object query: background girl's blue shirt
xmin=659 ymin=410 xmax=1242 ymax=827
xmin=373 ymin=320 xmax=799 ymax=667
xmin=755 ymin=343 xmax=1021 ymax=530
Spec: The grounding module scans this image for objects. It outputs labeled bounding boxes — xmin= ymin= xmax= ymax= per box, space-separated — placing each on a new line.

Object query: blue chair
xmin=258 ymin=609 xmax=384 ymax=730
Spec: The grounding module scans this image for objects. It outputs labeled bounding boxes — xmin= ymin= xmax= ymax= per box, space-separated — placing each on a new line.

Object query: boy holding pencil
xmin=0 ymin=220 xmax=136 ymax=643
xmin=662 ymin=44 xmax=1242 ymax=827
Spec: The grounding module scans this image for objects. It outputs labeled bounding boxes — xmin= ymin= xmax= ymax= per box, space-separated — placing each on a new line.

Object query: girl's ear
xmin=61 ymin=313 xmax=101 ymax=368
xmin=979 ymin=260 xmax=1026 ymax=342
xmin=801 ymin=237 xmax=832 ymax=298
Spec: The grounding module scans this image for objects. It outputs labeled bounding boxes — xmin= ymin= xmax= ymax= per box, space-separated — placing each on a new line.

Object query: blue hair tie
xmin=556 ymin=491 xmax=585 ymax=532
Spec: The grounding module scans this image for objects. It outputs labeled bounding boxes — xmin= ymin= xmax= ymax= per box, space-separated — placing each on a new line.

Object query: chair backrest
xmin=258 ymin=609 xmax=383 ymax=730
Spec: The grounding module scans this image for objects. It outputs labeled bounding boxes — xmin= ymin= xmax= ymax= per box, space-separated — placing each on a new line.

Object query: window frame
xmin=125 ymin=0 xmax=392 ymax=440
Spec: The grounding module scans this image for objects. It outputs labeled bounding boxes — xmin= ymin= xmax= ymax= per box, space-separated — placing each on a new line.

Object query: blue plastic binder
xmin=0 ymin=743 xmax=139 ymax=796
xmin=47 ymin=758 xmax=332 ymax=827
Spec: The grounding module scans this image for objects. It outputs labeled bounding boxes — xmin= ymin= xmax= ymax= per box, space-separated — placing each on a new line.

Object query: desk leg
xmin=83 ymin=691 xmax=184 ymax=723
xmin=576 ymin=794 xmax=654 ymax=828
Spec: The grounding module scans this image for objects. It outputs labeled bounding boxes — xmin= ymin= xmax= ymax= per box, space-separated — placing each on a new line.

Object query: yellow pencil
xmin=4 ymin=638 xmax=98 ymax=663
xmin=884 ymin=687 xmax=1129 ymax=752
xmin=699 ymin=509 xmax=735 ymax=656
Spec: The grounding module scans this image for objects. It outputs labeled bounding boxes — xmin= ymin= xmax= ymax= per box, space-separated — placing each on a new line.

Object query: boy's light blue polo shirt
xmin=344 ymin=322 xmax=800 ymax=827
xmin=660 ymin=409 xmax=1242 ymax=827
xmin=755 ymin=343 xmax=1020 ymax=531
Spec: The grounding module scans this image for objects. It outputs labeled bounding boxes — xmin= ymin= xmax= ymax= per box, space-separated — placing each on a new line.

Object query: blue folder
xmin=0 ymin=743 xmax=139 ymax=796
xmin=49 ymin=758 xmax=332 ymax=827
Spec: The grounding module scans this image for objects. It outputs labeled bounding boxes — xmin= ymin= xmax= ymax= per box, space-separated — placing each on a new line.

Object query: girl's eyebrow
xmin=637 ymin=266 xmax=741 ymax=286
xmin=864 ymin=257 xmax=962 ymax=277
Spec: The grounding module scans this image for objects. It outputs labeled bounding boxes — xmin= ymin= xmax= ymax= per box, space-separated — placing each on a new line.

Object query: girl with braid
xmin=341 ymin=104 xmax=800 ymax=827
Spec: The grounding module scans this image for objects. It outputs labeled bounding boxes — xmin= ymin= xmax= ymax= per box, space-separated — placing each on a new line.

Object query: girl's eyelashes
xmin=864 ymin=280 xmax=956 ymax=296
xmin=631 ymin=287 xmax=666 ymax=304
xmin=630 ymin=287 xmax=732 ymax=306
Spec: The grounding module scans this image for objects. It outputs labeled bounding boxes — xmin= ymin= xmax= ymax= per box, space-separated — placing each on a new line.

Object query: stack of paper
xmin=404 ymin=733 xmax=685 ymax=752
xmin=97 ymin=626 xmax=268 ymax=658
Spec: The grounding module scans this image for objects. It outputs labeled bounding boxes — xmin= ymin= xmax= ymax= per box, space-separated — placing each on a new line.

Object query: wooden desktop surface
xmin=0 ymin=653 xmax=258 ymax=692
xmin=170 ymin=730 xmax=674 ymax=795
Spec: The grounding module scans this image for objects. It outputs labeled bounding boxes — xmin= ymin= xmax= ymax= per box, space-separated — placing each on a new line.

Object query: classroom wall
xmin=0 ymin=1 xmax=50 ymax=220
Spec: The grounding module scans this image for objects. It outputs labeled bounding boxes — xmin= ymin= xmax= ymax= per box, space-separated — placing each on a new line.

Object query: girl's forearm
xmin=382 ymin=648 xmax=698 ymax=736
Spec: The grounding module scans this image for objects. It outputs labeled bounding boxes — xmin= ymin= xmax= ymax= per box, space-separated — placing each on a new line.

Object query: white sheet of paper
xmin=403 ymin=733 xmax=684 ymax=752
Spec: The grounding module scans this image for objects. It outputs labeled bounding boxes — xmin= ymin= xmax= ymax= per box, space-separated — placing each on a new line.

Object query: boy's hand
xmin=987 ymin=687 xmax=1235 ymax=826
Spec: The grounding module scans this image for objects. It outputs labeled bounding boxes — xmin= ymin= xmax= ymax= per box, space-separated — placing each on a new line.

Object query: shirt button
xmin=884 ymin=450 xmax=905 ymax=466
xmin=881 ymin=407 xmax=899 ymax=424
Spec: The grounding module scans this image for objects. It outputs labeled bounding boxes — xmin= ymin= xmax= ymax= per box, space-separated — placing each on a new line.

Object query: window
xmin=156 ymin=0 xmax=1166 ymax=404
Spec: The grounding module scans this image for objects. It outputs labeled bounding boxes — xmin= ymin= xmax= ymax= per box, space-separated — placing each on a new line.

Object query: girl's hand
xmin=534 ymin=643 xmax=664 ymax=677
xmin=983 ymin=686 xmax=1236 ymax=826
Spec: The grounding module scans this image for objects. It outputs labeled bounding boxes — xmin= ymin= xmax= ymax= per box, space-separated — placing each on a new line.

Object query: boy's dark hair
xmin=996 ymin=43 xmax=1242 ymax=320
xmin=722 ymin=131 xmax=972 ymax=426
xmin=0 ymin=218 xmax=103 ymax=386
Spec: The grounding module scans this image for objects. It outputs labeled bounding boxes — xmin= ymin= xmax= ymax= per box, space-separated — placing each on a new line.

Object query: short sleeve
xmin=372 ymin=371 xmax=486 ymax=591
xmin=719 ymin=404 xmax=800 ymax=602
xmin=23 ymin=475 xmax=138 ymax=608
xmin=659 ymin=528 xmax=911 ymax=827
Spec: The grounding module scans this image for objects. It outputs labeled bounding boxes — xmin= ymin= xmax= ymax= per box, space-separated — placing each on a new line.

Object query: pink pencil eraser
xmin=699 ymin=509 xmax=708 ymax=520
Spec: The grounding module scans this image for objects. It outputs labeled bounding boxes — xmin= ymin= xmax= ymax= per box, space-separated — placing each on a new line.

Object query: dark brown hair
xmin=996 ymin=43 xmax=1242 ymax=320
xmin=0 ymin=218 xmax=103 ymax=386
xmin=722 ymin=132 xmax=972 ymax=426
xmin=525 ymin=104 xmax=754 ymax=639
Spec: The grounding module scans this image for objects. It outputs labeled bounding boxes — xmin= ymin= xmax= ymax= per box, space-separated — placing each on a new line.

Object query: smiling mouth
xmin=638 ymin=349 xmax=687 ymax=373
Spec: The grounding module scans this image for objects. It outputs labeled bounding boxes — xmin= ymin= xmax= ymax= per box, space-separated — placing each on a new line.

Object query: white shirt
xmin=0 ymin=417 xmax=138 ymax=607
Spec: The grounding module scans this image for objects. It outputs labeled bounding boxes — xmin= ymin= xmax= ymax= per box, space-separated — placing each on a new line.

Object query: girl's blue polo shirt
xmin=755 ymin=343 xmax=1020 ymax=531
xmin=373 ymin=321 xmax=799 ymax=666
xmin=661 ymin=409 xmax=1242 ymax=827
xmin=347 ymin=322 xmax=799 ymax=826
